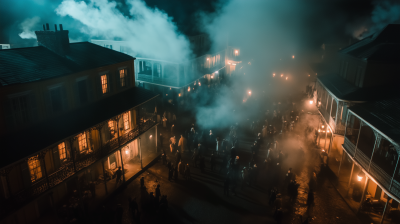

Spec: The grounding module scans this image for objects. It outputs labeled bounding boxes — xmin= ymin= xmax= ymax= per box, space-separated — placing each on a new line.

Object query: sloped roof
xmin=0 ymin=87 xmax=158 ymax=168
xmin=0 ymin=42 xmax=134 ymax=86
xmin=350 ymin=98 xmax=400 ymax=145
xmin=339 ymin=24 xmax=400 ymax=62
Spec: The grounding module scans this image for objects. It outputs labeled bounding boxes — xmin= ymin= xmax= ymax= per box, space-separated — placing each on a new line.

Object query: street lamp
xmin=248 ymin=91 xmax=252 ymax=95
xmin=357 ymin=171 xmax=365 ymax=182
xmin=309 ymin=100 xmax=313 ymax=104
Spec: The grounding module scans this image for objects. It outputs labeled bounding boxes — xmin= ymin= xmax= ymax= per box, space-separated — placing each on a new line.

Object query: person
xmin=149 ymin=192 xmax=155 ymax=208
xmin=262 ymin=125 xmax=268 ymax=138
xmin=285 ymin=168 xmax=293 ymax=187
xmin=216 ymin=137 xmax=222 ymax=155
xmin=178 ymin=135 xmax=188 ymax=153
xmin=162 ymin=151 xmax=167 ymax=166
xmin=170 ymin=141 xmax=176 ymax=153
xmin=200 ymin=156 xmax=206 ymax=173
xmin=210 ymin=154 xmax=216 ymax=171
xmin=176 ymin=150 xmax=181 ymax=164
xmin=224 ymin=177 xmax=230 ymax=196
xmin=193 ymin=149 xmax=199 ymax=168
xmin=241 ymin=167 xmax=248 ymax=190
xmin=159 ymin=133 xmax=164 ymax=149
xmin=269 ymin=188 xmax=277 ymax=206
xmin=155 ymin=185 xmax=161 ymax=207
xmin=274 ymin=194 xmax=282 ymax=213
xmin=115 ymin=167 xmax=122 ymax=187
xmin=184 ymin=164 xmax=191 ymax=180
xmin=128 ymin=197 xmax=138 ymax=218
xmin=171 ymin=124 xmax=175 ymax=135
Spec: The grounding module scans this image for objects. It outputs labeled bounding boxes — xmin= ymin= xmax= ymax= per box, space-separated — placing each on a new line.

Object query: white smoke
xmin=55 ymin=0 xmax=192 ymax=62
xmin=18 ymin=16 xmax=41 ymax=39
xmin=355 ymin=0 xmax=400 ymax=39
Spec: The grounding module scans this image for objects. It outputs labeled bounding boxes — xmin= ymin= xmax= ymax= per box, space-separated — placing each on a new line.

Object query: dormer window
xmin=101 ymin=74 xmax=108 ymax=94
xmin=119 ymin=69 xmax=126 ymax=87
xmin=78 ymin=132 xmax=87 ymax=152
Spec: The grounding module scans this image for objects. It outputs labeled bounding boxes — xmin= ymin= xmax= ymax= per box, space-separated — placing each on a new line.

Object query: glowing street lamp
xmin=273 ymin=73 xmax=276 ymax=77
xmin=321 ymin=125 xmax=324 ymax=128
xmin=215 ymin=71 xmax=219 ymax=74
xmin=309 ymin=100 xmax=313 ymax=104
xmin=286 ymin=77 xmax=288 ymax=80
xmin=207 ymin=58 xmax=209 ymax=61
xmin=248 ymin=91 xmax=252 ymax=95
xmin=281 ymin=74 xmax=284 ymax=77
xmin=188 ymin=86 xmax=191 ymax=92
xmin=292 ymin=55 xmax=295 ymax=59
xmin=235 ymin=50 xmax=238 ymax=54
xmin=357 ymin=172 xmax=365 ymax=182
xmin=125 ymin=150 xmax=129 ymax=155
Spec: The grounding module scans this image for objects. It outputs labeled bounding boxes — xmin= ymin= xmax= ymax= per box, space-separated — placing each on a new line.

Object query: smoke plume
xmin=18 ymin=16 xmax=41 ymax=39
xmin=55 ymin=0 xmax=192 ymax=62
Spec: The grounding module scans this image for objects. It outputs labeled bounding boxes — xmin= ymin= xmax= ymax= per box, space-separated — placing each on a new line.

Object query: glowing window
xmin=78 ymin=132 xmax=87 ymax=152
xmin=123 ymin=112 xmax=130 ymax=130
xmin=58 ymin=142 xmax=66 ymax=160
xmin=28 ymin=158 xmax=42 ymax=182
xmin=101 ymin=75 xmax=108 ymax=94
xmin=119 ymin=69 xmax=126 ymax=87
xmin=108 ymin=120 xmax=115 ymax=135
xmin=234 ymin=50 xmax=239 ymax=56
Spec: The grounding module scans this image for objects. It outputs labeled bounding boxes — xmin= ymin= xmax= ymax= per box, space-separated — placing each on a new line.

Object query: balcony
xmin=343 ymin=137 xmax=356 ymax=157
xmin=137 ymin=74 xmax=201 ymax=88
xmin=369 ymin=162 xmax=392 ymax=189
xmin=354 ymin=149 xmax=370 ymax=171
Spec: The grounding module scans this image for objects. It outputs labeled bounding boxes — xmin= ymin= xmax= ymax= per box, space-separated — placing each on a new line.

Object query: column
xmin=119 ymin=149 xmax=125 ymax=182
xmin=69 ymin=138 xmax=77 ymax=172
xmin=101 ymin=160 xmax=108 ymax=194
xmin=40 ymin=151 xmax=50 ymax=189
xmin=348 ymin=162 xmax=355 ymax=189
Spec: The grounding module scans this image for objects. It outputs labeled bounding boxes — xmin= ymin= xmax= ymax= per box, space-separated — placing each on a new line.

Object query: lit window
xmin=78 ymin=132 xmax=87 ymax=152
xmin=234 ymin=50 xmax=239 ymax=56
xmin=101 ymin=75 xmax=108 ymax=94
xmin=123 ymin=112 xmax=130 ymax=130
xmin=108 ymin=120 xmax=115 ymax=135
xmin=58 ymin=142 xmax=66 ymax=160
xmin=119 ymin=69 xmax=126 ymax=87
xmin=28 ymin=158 xmax=42 ymax=182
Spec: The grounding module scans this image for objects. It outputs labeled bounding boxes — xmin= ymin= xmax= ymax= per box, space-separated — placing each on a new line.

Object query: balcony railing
xmin=391 ymin=180 xmax=400 ymax=199
xmin=369 ymin=162 xmax=392 ymax=189
xmin=0 ymin=117 xmax=158 ymax=219
xmin=343 ymin=137 xmax=356 ymax=157
xmin=354 ymin=149 xmax=370 ymax=171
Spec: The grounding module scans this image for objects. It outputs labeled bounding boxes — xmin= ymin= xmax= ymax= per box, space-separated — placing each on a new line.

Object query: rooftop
xmin=350 ymin=97 xmax=400 ymax=145
xmin=318 ymin=75 xmax=399 ymax=102
xmin=0 ymin=42 xmax=134 ymax=86
xmin=339 ymin=24 xmax=400 ymax=62
xmin=0 ymin=87 xmax=158 ymax=168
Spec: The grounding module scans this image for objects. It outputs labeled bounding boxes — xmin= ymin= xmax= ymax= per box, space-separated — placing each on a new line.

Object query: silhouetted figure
xmin=115 ymin=167 xmax=122 ymax=187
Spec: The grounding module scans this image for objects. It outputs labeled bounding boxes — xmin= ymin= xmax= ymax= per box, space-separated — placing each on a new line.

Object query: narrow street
xmin=87 ymin=97 xmax=363 ymax=224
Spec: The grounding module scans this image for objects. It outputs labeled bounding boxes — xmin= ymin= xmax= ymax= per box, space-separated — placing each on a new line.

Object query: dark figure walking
xmin=269 ymin=188 xmax=277 ymax=206
xmin=115 ymin=167 xmax=122 ymax=187
xmin=174 ymin=165 xmax=179 ymax=180
xmin=162 ymin=152 xmax=167 ymax=165
xmin=184 ymin=164 xmax=191 ymax=180
xmin=224 ymin=177 xmax=230 ymax=196
xmin=155 ymin=184 xmax=161 ymax=207
xmin=168 ymin=165 xmax=174 ymax=181
xmin=210 ymin=154 xmax=216 ymax=171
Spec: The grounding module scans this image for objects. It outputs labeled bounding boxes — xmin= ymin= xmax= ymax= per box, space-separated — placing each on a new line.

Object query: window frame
xmin=58 ymin=142 xmax=67 ymax=161
xmin=78 ymin=132 xmax=88 ymax=152
xmin=123 ymin=112 xmax=130 ymax=130
xmin=119 ymin=68 xmax=127 ymax=87
xmin=28 ymin=158 xmax=42 ymax=182
xmin=101 ymin=74 xmax=109 ymax=94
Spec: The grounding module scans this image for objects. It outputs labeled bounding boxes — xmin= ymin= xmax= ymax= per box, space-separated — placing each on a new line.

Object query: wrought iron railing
xmin=369 ymin=162 xmax=392 ymax=189
xmin=390 ymin=179 xmax=400 ymax=199
xmin=354 ymin=149 xmax=371 ymax=171
xmin=343 ymin=137 xmax=356 ymax=157
xmin=0 ymin=118 xmax=158 ymax=219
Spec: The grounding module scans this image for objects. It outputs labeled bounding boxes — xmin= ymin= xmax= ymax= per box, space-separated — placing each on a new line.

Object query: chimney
xmin=35 ymin=23 xmax=70 ymax=57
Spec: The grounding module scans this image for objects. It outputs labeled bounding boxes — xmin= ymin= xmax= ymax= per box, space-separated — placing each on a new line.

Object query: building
xmin=312 ymin=24 xmax=400 ymax=223
xmin=91 ymin=35 xmax=241 ymax=108
xmin=0 ymin=24 xmax=159 ymax=224
xmin=340 ymin=98 xmax=400 ymax=223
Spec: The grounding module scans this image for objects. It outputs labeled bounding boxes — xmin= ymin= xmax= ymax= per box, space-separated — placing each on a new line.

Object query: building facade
xmin=0 ymin=24 xmax=159 ymax=224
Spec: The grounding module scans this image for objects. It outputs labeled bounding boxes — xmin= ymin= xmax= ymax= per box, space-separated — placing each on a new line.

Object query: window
xmin=101 ymin=75 xmax=108 ymax=94
xmin=108 ymin=120 xmax=115 ymax=135
xmin=77 ymin=80 xmax=88 ymax=103
xmin=28 ymin=158 xmax=42 ymax=182
xmin=234 ymin=49 xmax=239 ymax=56
xmin=50 ymin=87 xmax=62 ymax=112
xmin=11 ymin=95 xmax=29 ymax=126
xmin=78 ymin=132 xmax=87 ymax=152
xmin=123 ymin=112 xmax=130 ymax=130
xmin=58 ymin=142 xmax=66 ymax=160
xmin=119 ymin=69 xmax=126 ymax=87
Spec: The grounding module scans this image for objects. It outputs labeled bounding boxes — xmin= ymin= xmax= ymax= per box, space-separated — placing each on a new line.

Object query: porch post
xmin=348 ymin=162 xmax=355 ymax=189
xmin=139 ymin=137 xmax=143 ymax=169
xmin=390 ymin=154 xmax=400 ymax=190
xmin=101 ymin=160 xmax=108 ymax=194
xmin=354 ymin=120 xmax=363 ymax=158
xmin=40 ymin=151 xmax=50 ymax=188
xmin=358 ymin=176 xmax=369 ymax=213
xmin=368 ymin=133 xmax=380 ymax=172
xmin=338 ymin=150 xmax=345 ymax=176
xmin=380 ymin=197 xmax=391 ymax=224
xmin=69 ymin=138 xmax=77 ymax=172
xmin=119 ymin=149 xmax=125 ymax=182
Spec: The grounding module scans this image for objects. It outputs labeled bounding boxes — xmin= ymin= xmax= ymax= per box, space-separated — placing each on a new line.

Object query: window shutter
xmin=74 ymin=82 xmax=80 ymax=107
xmin=52 ymin=147 xmax=61 ymax=170
xmin=60 ymin=85 xmax=68 ymax=111
xmin=117 ymin=70 xmax=122 ymax=89
xmin=2 ymin=99 xmax=14 ymax=130
xmin=96 ymin=75 xmax=102 ymax=98
xmin=126 ymin=68 xmax=131 ymax=87
xmin=20 ymin=162 xmax=32 ymax=188
xmin=109 ymin=73 xmax=114 ymax=93
xmin=65 ymin=140 xmax=71 ymax=160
